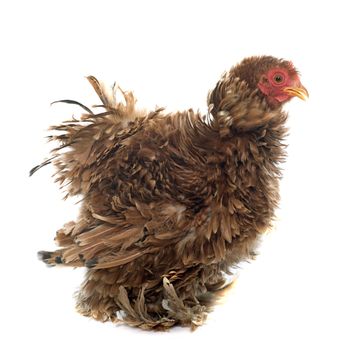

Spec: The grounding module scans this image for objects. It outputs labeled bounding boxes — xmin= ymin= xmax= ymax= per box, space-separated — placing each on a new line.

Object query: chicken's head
xmin=231 ymin=56 xmax=308 ymax=109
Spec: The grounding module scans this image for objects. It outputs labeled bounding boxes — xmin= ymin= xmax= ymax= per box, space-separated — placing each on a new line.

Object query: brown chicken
xmin=32 ymin=56 xmax=308 ymax=330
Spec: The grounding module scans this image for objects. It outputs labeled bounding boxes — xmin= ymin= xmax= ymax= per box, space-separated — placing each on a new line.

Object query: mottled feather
xmin=34 ymin=56 xmax=306 ymax=330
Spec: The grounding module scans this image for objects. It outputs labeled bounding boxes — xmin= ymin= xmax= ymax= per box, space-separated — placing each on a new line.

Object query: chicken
xmin=32 ymin=56 xmax=308 ymax=330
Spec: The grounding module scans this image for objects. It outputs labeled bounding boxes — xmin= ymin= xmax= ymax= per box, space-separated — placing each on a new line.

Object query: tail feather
xmin=29 ymin=76 xmax=142 ymax=196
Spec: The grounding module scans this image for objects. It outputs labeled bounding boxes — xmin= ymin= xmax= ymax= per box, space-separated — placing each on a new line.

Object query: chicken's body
xmin=34 ymin=56 xmax=307 ymax=329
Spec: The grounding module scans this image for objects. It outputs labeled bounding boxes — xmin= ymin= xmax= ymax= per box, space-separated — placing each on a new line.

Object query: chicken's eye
xmin=273 ymin=74 xmax=284 ymax=84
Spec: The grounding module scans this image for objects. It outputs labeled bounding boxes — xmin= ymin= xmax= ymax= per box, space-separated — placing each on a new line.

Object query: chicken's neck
xmin=198 ymin=110 xmax=288 ymax=237
xmin=192 ymin=103 xmax=288 ymax=203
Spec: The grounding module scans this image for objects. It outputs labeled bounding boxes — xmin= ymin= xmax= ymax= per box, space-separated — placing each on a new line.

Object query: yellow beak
xmin=283 ymin=85 xmax=309 ymax=100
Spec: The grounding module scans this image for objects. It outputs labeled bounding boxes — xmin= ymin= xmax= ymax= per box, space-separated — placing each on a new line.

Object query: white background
xmin=1 ymin=1 xmax=349 ymax=349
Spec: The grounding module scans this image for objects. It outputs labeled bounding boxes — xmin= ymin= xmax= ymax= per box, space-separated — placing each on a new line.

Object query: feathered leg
xmin=76 ymin=276 xmax=207 ymax=330
xmin=75 ymin=265 xmax=232 ymax=330
xmin=76 ymin=269 xmax=121 ymax=322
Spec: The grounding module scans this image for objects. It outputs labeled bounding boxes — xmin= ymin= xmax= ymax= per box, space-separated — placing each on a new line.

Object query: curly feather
xmin=34 ymin=56 xmax=305 ymax=330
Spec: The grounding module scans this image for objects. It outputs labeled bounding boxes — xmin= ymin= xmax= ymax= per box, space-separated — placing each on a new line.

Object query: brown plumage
xmin=33 ymin=56 xmax=308 ymax=330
